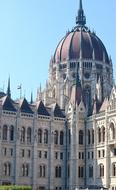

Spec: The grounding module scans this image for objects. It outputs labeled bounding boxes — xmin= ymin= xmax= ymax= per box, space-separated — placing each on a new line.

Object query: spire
xmin=30 ymin=92 xmax=33 ymax=104
xmin=7 ymin=76 xmax=11 ymax=98
xmin=70 ymin=69 xmax=82 ymax=106
xmin=76 ymin=69 xmax=81 ymax=88
xmin=76 ymin=0 xmax=86 ymax=26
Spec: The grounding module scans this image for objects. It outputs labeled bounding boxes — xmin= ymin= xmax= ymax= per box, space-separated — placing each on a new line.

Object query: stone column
xmin=104 ymin=110 xmax=110 ymax=188
xmin=48 ymin=118 xmax=54 ymax=190
xmin=32 ymin=114 xmax=38 ymax=190
xmin=14 ymin=112 xmax=21 ymax=185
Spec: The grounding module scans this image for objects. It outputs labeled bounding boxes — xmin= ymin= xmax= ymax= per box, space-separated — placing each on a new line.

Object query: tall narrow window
xmin=25 ymin=164 xmax=29 ymax=176
xmin=44 ymin=129 xmax=48 ymax=144
xmin=27 ymin=127 xmax=31 ymax=143
xmin=60 ymin=131 xmax=64 ymax=145
xmin=54 ymin=130 xmax=58 ymax=145
xmin=22 ymin=164 xmax=25 ymax=176
xmin=21 ymin=127 xmax=25 ymax=143
xmin=43 ymin=165 xmax=46 ymax=177
xmin=78 ymin=166 xmax=84 ymax=178
xmin=9 ymin=125 xmax=14 ymax=141
xmin=89 ymin=165 xmax=93 ymax=178
xmin=3 ymin=163 xmax=7 ymax=176
xmin=3 ymin=163 xmax=11 ymax=176
xmin=92 ymin=129 xmax=94 ymax=144
xmin=55 ymin=166 xmax=58 ymax=178
xmin=38 ymin=129 xmax=42 ymax=143
xmin=3 ymin=125 xmax=8 ymax=140
xmin=98 ymin=128 xmax=101 ymax=143
xmin=110 ymin=123 xmax=115 ymax=140
xmin=100 ymin=164 xmax=104 ymax=177
xmin=88 ymin=130 xmax=91 ymax=144
xmin=102 ymin=127 xmax=105 ymax=142
xmin=39 ymin=165 xmax=46 ymax=178
xmin=112 ymin=163 xmax=116 ymax=176
xmin=55 ymin=166 xmax=62 ymax=178
xmin=79 ymin=130 xmax=83 ymax=145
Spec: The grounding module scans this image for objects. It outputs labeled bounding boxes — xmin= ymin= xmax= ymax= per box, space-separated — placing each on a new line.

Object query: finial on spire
xmin=76 ymin=0 xmax=86 ymax=26
xmin=7 ymin=76 xmax=11 ymax=98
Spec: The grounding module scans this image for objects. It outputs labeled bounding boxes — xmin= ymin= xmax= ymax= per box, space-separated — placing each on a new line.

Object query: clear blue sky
xmin=0 ymin=0 xmax=115 ymax=101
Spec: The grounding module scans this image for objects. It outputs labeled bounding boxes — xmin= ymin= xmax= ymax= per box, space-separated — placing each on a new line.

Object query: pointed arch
xmin=44 ymin=129 xmax=48 ymax=144
xmin=88 ymin=129 xmax=91 ymax=144
xmin=27 ymin=127 xmax=32 ymax=143
xmin=109 ymin=123 xmax=115 ymax=140
xmin=9 ymin=125 xmax=14 ymax=141
xmin=38 ymin=129 xmax=42 ymax=143
xmin=21 ymin=127 xmax=25 ymax=143
xmin=60 ymin=131 xmax=64 ymax=145
xmin=3 ymin=125 xmax=8 ymax=140
xmin=79 ymin=130 xmax=83 ymax=145
xmin=54 ymin=130 xmax=58 ymax=145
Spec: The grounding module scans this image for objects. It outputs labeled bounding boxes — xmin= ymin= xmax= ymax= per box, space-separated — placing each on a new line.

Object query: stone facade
xmin=0 ymin=1 xmax=116 ymax=190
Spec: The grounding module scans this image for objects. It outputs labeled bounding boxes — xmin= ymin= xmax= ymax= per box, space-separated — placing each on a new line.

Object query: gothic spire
xmin=30 ymin=92 xmax=33 ymax=104
xmin=76 ymin=69 xmax=81 ymax=88
xmin=76 ymin=0 xmax=86 ymax=26
xmin=7 ymin=76 xmax=11 ymax=98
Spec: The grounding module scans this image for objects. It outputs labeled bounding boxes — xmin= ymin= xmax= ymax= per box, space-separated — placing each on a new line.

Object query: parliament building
xmin=0 ymin=1 xmax=116 ymax=190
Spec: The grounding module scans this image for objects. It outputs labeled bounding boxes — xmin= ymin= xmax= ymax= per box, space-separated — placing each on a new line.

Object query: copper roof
xmin=54 ymin=28 xmax=109 ymax=64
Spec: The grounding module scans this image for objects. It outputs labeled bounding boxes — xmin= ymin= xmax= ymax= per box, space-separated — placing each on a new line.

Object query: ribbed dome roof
xmin=54 ymin=28 xmax=109 ymax=64
xmin=53 ymin=0 xmax=109 ymax=64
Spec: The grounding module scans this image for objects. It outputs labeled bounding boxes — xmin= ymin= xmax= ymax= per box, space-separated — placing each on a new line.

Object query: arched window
xmin=79 ymin=130 xmax=83 ymax=145
xmin=100 ymin=164 xmax=104 ymax=177
xmin=3 ymin=163 xmax=7 ymax=176
xmin=39 ymin=165 xmax=46 ymax=178
xmin=25 ymin=164 xmax=29 ymax=176
xmin=78 ymin=166 xmax=84 ymax=178
xmin=68 ymin=164 xmax=70 ymax=178
xmin=55 ymin=166 xmax=62 ymax=178
xmin=92 ymin=129 xmax=94 ymax=144
xmin=9 ymin=125 xmax=14 ymax=141
xmin=98 ymin=128 xmax=101 ymax=143
xmin=3 ymin=125 xmax=8 ymax=140
xmin=8 ymin=163 xmax=11 ymax=176
xmin=39 ymin=165 xmax=42 ymax=177
xmin=89 ymin=165 xmax=93 ymax=178
xmin=110 ymin=123 xmax=115 ymax=140
xmin=44 ymin=129 xmax=48 ymax=144
xmin=59 ymin=166 xmax=62 ymax=177
xmin=88 ymin=130 xmax=91 ymax=144
xmin=22 ymin=164 xmax=25 ymax=176
xmin=60 ymin=131 xmax=64 ymax=145
xmin=43 ymin=165 xmax=46 ymax=177
xmin=27 ymin=127 xmax=31 ymax=143
xmin=3 ymin=162 xmax=11 ymax=176
xmin=55 ymin=166 xmax=58 ymax=178
xmin=112 ymin=163 xmax=116 ymax=176
xmin=21 ymin=127 xmax=25 ymax=143
xmin=54 ymin=130 xmax=58 ymax=145
xmin=22 ymin=163 xmax=29 ymax=177
xmin=38 ymin=129 xmax=42 ymax=143
xmin=102 ymin=126 xmax=105 ymax=142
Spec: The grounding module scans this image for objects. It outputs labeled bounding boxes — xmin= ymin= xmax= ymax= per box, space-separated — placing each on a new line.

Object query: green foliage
xmin=0 ymin=186 xmax=32 ymax=190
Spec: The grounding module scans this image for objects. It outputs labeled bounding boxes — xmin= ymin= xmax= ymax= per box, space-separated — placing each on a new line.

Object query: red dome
xmin=54 ymin=27 xmax=109 ymax=64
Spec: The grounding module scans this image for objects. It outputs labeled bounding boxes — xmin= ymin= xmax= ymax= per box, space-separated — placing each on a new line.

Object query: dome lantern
xmin=76 ymin=0 xmax=86 ymax=26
